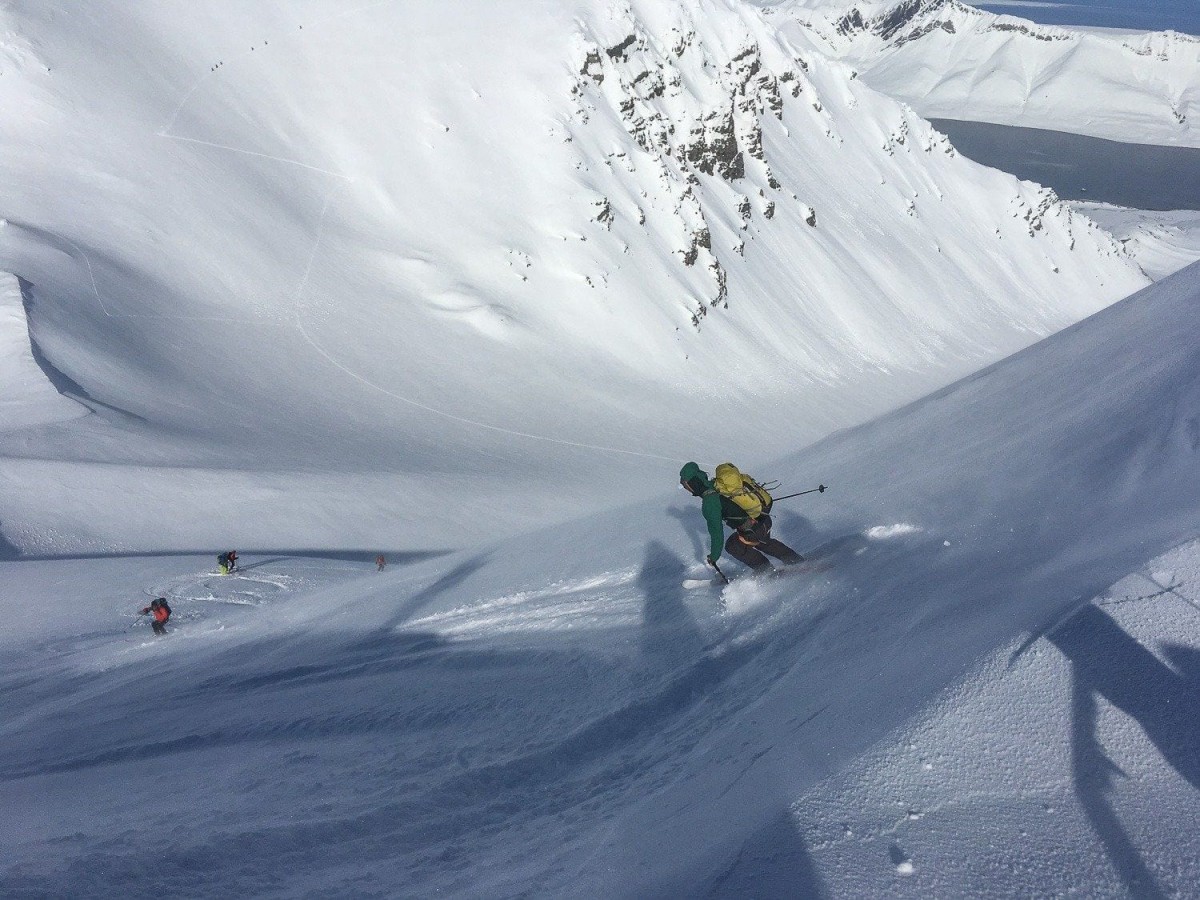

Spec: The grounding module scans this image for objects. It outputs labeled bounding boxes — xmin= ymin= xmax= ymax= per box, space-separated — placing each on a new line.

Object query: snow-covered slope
xmin=1073 ymin=203 xmax=1200 ymax=280
xmin=762 ymin=0 xmax=1200 ymax=146
xmin=0 ymin=271 xmax=87 ymax=432
xmin=0 ymin=0 xmax=1145 ymax=553
xmin=2 ymin=256 xmax=1197 ymax=896
xmin=2 ymin=2 xmax=1194 ymax=894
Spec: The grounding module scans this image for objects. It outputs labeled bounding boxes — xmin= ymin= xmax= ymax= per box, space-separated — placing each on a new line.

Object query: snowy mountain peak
xmin=834 ymin=0 xmax=972 ymax=42
xmin=769 ymin=0 xmax=1200 ymax=145
xmin=829 ymin=0 xmax=1074 ymax=46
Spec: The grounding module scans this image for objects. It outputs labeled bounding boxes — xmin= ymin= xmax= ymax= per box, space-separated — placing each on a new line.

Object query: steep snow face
xmin=763 ymin=0 xmax=1200 ymax=146
xmin=0 ymin=0 xmax=1145 ymax=552
xmin=2 ymin=262 xmax=1198 ymax=898
xmin=0 ymin=272 xmax=87 ymax=432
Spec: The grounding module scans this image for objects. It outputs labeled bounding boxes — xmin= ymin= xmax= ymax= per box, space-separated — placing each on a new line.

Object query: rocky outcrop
xmin=835 ymin=0 xmax=1070 ymax=49
xmin=570 ymin=17 xmax=817 ymax=327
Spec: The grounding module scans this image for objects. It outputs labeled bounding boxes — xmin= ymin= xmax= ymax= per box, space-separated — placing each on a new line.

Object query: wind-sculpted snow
xmin=0 ymin=0 xmax=1145 ymax=553
xmin=0 ymin=272 xmax=86 ymax=431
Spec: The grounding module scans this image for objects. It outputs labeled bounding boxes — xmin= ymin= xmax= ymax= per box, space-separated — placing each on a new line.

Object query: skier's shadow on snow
xmin=631 ymin=542 xmax=826 ymax=895
xmin=233 ymin=557 xmax=289 ymax=573
xmin=178 ymin=553 xmax=490 ymax=698
xmin=0 ymin=522 xmax=20 ymax=561
xmin=705 ymin=808 xmax=826 ymax=898
xmin=638 ymin=541 xmax=705 ymax=664
xmin=235 ymin=550 xmax=445 ymax=573
xmin=1050 ymin=602 xmax=1200 ymax=899
xmin=770 ymin=509 xmax=821 ymax=554
xmin=376 ymin=552 xmax=491 ymax=633
xmin=189 ymin=631 xmax=451 ymax=696
xmin=667 ymin=504 xmax=706 ymax=559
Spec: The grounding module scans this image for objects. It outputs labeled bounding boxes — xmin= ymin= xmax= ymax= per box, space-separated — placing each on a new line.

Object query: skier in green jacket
xmin=679 ymin=461 xmax=802 ymax=574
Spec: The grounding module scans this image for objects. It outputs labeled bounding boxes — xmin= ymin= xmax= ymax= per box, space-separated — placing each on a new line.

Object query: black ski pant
xmin=151 ymin=621 xmax=167 ymax=636
xmin=724 ymin=515 xmax=802 ymax=571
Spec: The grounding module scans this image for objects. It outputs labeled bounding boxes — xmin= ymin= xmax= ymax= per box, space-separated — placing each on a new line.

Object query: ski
xmin=682 ymin=560 xmax=832 ymax=590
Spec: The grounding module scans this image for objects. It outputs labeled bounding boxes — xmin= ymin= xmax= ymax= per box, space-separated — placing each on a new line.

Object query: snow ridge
xmin=766 ymin=0 xmax=1200 ymax=146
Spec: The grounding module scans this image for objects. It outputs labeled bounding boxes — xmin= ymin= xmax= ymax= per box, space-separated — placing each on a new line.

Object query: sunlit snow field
xmin=3 ymin=0 xmax=1200 ymax=896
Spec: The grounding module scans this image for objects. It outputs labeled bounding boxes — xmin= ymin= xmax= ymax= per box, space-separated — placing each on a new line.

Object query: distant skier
xmin=140 ymin=597 xmax=172 ymax=636
xmin=679 ymin=461 xmax=803 ymax=575
xmin=217 ymin=550 xmax=238 ymax=574
xmin=376 ymin=554 xmax=386 ymax=572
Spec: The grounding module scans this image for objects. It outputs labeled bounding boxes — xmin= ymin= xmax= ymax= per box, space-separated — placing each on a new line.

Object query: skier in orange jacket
xmin=140 ymin=597 xmax=172 ymax=636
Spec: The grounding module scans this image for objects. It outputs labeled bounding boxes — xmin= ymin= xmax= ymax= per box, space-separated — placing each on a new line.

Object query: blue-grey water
xmin=971 ymin=0 xmax=1199 ymax=36
xmin=930 ymin=119 xmax=1200 ymax=211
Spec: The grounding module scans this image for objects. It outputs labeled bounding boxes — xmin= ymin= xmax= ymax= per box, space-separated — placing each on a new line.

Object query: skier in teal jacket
xmin=679 ymin=461 xmax=802 ymax=573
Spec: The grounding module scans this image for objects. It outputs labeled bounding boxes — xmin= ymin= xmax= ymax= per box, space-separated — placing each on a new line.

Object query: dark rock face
xmin=686 ymin=110 xmax=744 ymax=180
xmin=874 ymin=0 xmax=931 ymax=42
xmin=893 ymin=18 xmax=956 ymax=48
xmin=594 ymin=198 xmax=614 ymax=229
xmin=606 ymin=34 xmax=637 ymax=60
xmin=836 ymin=0 xmax=1072 ymax=49
xmin=837 ymin=0 xmax=940 ymax=40
xmin=836 ymin=8 xmax=868 ymax=38
xmin=580 ymin=48 xmax=603 ymax=81
xmin=988 ymin=21 xmax=1070 ymax=42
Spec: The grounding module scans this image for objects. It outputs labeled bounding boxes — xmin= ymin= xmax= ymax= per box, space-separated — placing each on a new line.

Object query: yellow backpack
xmin=713 ymin=463 xmax=773 ymax=521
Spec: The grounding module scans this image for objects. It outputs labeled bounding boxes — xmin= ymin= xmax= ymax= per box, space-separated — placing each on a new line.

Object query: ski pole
xmin=708 ymin=559 xmax=729 ymax=584
xmin=773 ymin=484 xmax=827 ymax=502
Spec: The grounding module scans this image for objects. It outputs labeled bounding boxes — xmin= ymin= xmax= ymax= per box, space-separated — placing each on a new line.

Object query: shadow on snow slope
xmin=4 ymin=263 xmax=1200 ymax=895
xmin=0 ymin=537 xmax=845 ymax=897
xmin=1053 ymin=603 xmax=1200 ymax=899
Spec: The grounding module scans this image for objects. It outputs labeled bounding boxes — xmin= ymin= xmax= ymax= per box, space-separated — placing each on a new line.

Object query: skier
xmin=376 ymin=554 xmax=387 ymax=572
xmin=140 ymin=597 xmax=172 ymax=636
xmin=218 ymin=550 xmax=238 ymax=575
xmin=679 ymin=461 xmax=803 ymax=575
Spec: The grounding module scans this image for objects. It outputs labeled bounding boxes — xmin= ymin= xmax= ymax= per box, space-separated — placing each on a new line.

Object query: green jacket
xmin=680 ymin=462 xmax=750 ymax=562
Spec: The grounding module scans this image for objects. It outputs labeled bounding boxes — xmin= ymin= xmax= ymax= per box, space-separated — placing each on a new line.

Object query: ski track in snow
xmin=159 ymin=35 xmax=686 ymax=466
xmin=154 ymin=133 xmax=353 ymax=181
